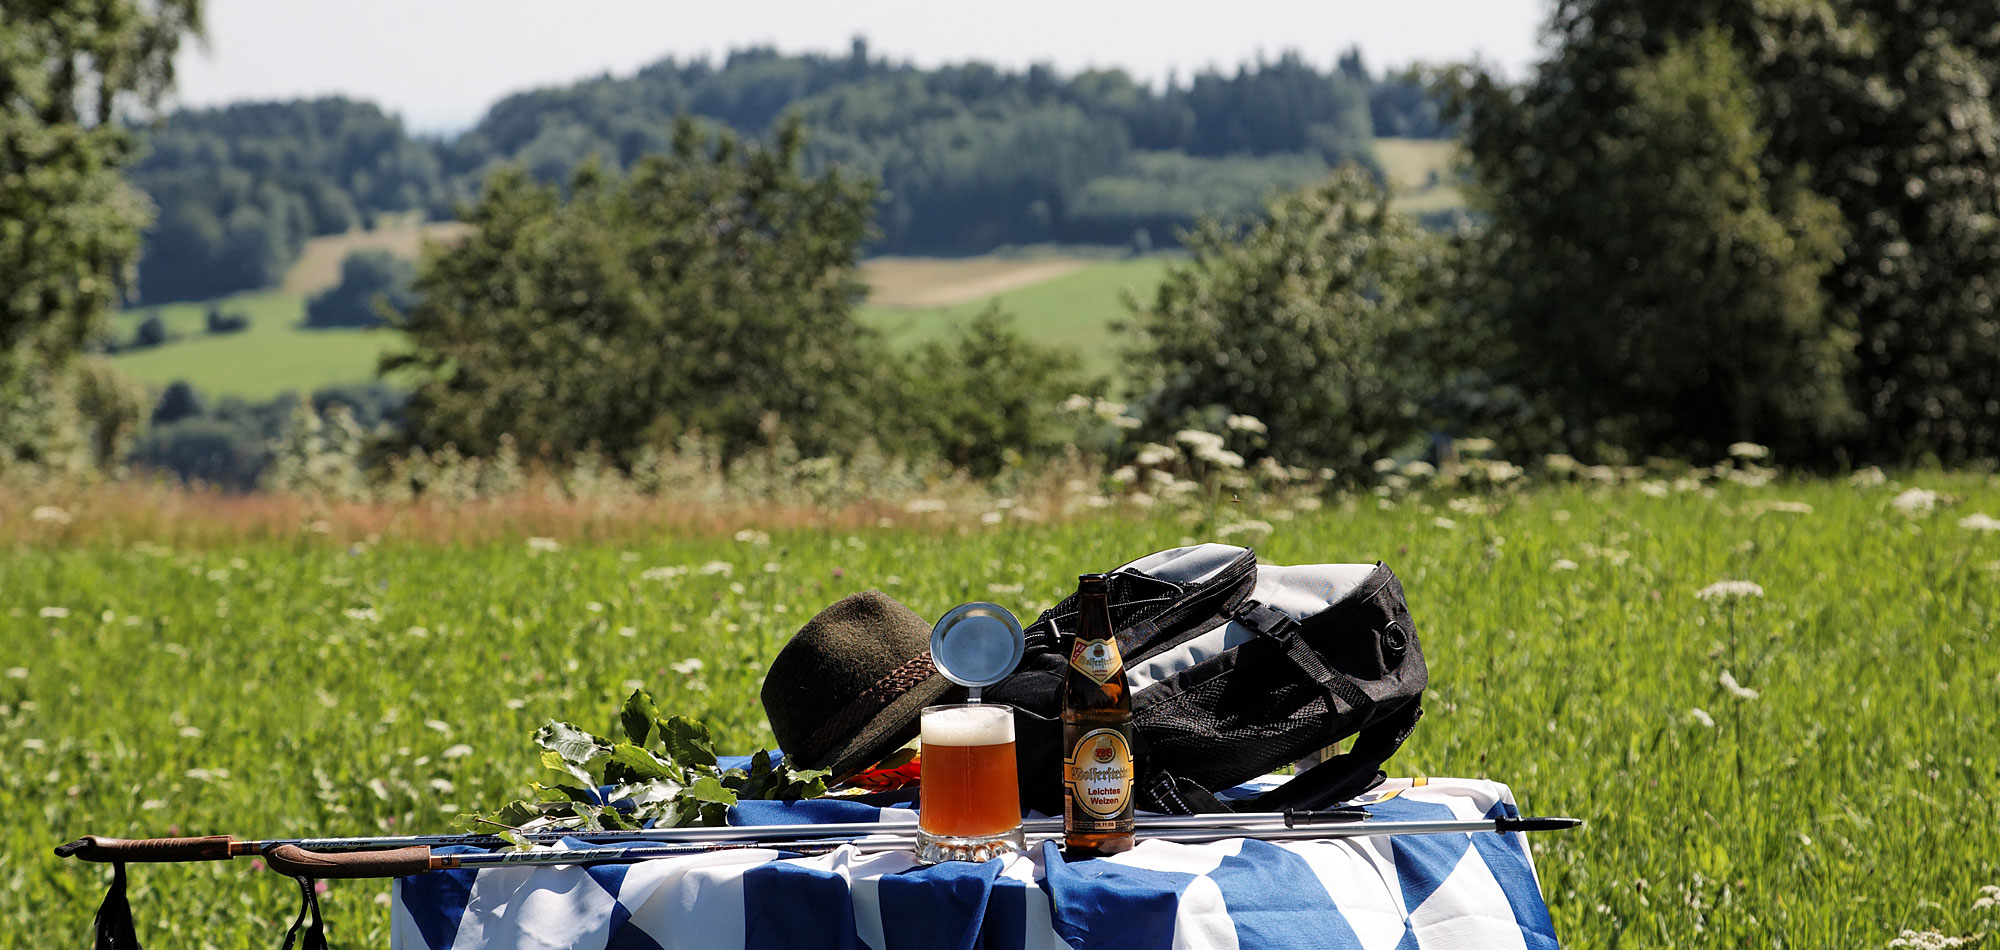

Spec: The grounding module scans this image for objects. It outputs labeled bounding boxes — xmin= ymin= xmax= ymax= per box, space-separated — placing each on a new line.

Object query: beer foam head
xmin=920 ymin=704 xmax=1015 ymax=746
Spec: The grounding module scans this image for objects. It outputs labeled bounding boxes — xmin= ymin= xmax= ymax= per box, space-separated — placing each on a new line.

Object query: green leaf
xmin=681 ymin=775 xmax=739 ymax=807
xmin=602 ymin=742 xmax=678 ymax=784
xmin=536 ymin=720 xmax=609 ymax=764
xmin=540 ymin=749 xmax=599 ymax=790
xmin=620 ymin=689 xmax=658 ymax=747
xmin=660 ymin=715 xmax=718 ymax=768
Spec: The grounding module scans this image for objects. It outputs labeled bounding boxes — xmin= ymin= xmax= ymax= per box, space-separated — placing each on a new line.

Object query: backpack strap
xmin=1243 ymin=699 xmax=1421 ymax=811
xmin=1229 ymin=600 xmax=1372 ymax=716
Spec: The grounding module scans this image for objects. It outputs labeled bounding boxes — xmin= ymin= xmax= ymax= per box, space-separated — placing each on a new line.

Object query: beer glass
xmin=915 ymin=703 xmax=1024 ymax=863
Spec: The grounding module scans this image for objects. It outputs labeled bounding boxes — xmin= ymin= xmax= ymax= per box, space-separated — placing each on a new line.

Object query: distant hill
xmin=127 ymin=43 xmax=1458 ymax=306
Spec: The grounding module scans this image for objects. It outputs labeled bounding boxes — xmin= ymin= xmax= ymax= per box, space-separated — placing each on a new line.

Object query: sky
xmin=170 ymin=0 xmax=1551 ymax=134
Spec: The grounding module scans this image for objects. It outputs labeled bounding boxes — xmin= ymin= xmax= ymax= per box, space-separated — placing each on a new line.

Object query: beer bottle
xmin=1062 ymin=572 xmax=1135 ymax=856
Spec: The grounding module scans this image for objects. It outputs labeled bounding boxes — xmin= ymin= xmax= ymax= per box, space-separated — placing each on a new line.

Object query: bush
xmin=132 ymin=313 xmax=169 ymax=349
xmin=1123 ymin=167 xmax=1464 ymax=478
xmin=304 ymin=250 xmax=417 ymax=329
xmin=127 ymin=416 xmax=271 ymax=490
xmin=151 ymin=381 xmax=204 ymax=426
xmin=204 ymin=306 xmax=250 ymax=334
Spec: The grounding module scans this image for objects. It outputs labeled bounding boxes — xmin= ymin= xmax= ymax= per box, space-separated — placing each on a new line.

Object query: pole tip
xmin=1497 ymin=816 xmax=1584 ymax=833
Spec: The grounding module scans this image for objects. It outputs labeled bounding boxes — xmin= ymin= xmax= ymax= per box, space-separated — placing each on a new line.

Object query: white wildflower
xmin=38 ymin=606 xmax=68 ymax=618
xmin=698 ymin=560 xmax=733 ymax=576
xmin=641 ymin=565 xmax=688 ymax=582
xmin=424 ymin=719 xmax=452 ymax=734
xmin=1892 ymin=488 xmax=1939 ymax=516
xmin=405 ymin=626 xmax=430 ymax=638
xmin=31 ymin=505 xmax=72 ymax=524
xmin=441 ymin=744 xmax=474 ymax=760
xmin=980 ymin=511 xmax=1003 ymax=525
xmin=1432 ymin=517 xmax=1458 ymax=530
xmin=669 ymin=658 xmax=705 ymax=675
xmin=3 ymin=667 xmax=25 ymax=679
xmin=1372 ymin=458 xmax=1398 ymax=474
xmin=904 ymin=498 xmax=947 ymax=514
xmin=1134 ymin=443 xmax=1176 ymax=467
xmin=1719 ymin=670 xmax=1760 ymax=700
xmin=1726 ymin=442 xmax=1770 ymax=460
xmin=1638 ymin=481 xmax=1670 ymax=498
xmin=1972 ymin=895 xmax=1996 ymax=912
xmin=1849 ymin=466 xmax=1887 ymax=487
xmin=1092 ymin=399 xmax=1128 ymax=417
xmin=429 ymin=778 xmax=456 ymax=795
xmin=1174 ymin=429 xmax=1226 ymax=453
xmin=1958 ymin=513 xmax=2000 ymax=532
xmin=1216 ymin=520 xmax=1275 ymax=541
xmin=1224 ymin=414 xmax=1267 ymax=434
xmin=1689 ymin=708 xmax=1715 ymax=728
xmin=1448 ymin=497 xmax=1492 ymax=516
xmin=343 ymin=607 xmax=381 ymax=623
xmin=1455 ymin=437 xmax=1497 ymax=456
xmin=733 ymin=529 xmax=771 ymax=546
xmin=1400 ymin=460 xmax=1436 ymax=478
xmin=505 ymin=698 xmax=527 ymax=709
xmin=1107 ymin=466 xmax=1138 ymax=485
xmin=1761 ymin=501 xmax=1814 ymax=515
xmin=585 ymin=601 xmax=605 ymax=613
xmin=1110 ymin=415 xmax=1142 ymax=429
xmin=1888 ymin=930 xmax=1980 ymax=949
xmin=1552 ymin=559 xmax=1578 ymax=572
xmin=987 ymin=582 xmax=1025 ymax=595
xmin=1695 ymin=580 xmax=1764 ymax=601
xmin=141 ymin=799 xmax=167 ymax=810
xmin=1059 ymin=394 xmax=1093 ymax=412
xmin=526 ymin=536 xmax=561 ymax=553
xmin=185 ymin=768 xmax=229 ymax=782
xmin=178 ymin=726 xmax=203 ymax=739
xmin=308 ymin=520 xmax=332 ymax=534
xmin=1195 ymin=445 xmax=1245 ymax=469
xmin=22 ymin=738 xmax=44 ymax=750
xmin=1542 ymin=454 xmax=1580 ymax=475
xmin=1127 ymin=492 xmax=1155 ymax=508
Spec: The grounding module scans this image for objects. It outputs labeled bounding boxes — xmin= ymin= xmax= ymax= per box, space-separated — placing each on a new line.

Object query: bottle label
xmin=1069 ymin=637 xmax=1123 ymax=684
xmin=1064 ymin=727 xmax=1133 ymax=821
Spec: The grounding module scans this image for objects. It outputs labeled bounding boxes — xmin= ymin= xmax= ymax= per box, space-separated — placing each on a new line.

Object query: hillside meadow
xmin=3 ymin=471 xmax=1997 ymax=948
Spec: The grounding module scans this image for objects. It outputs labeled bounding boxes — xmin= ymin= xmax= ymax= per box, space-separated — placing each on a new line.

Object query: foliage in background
xmin=126 ymin=381 xmax=405 ymax=491
xmin=483 ymin=690 xmax=828 ymax=832
xmin=389 ymin=118 xmax=878 ymax=466
xmin=887 ymin=305 xmax=1097 ymax=478
xmin=303 ymin=250 xmax=417 ymax=329
xmin=1445 ymin=0 xmax=2000 ymax=465
xmin=1124 ymin=167 xmax=1468 ymax=478
xmin=0 ymin=0 xmax=202 ymax=473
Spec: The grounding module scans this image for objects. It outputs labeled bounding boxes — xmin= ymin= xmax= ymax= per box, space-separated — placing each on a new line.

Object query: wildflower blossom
xmin=442 ymin=744 xmax=474 ymax=759
xmin=1060 ymin=394 xmax=1093 ymax=412
xmin=1695 ymin=580 xmax=1764 ymax=600
xmin=1225 ymin=414 xmax=1268 ymax=434
xmin=1133 ymin=443 xmax=1176 ymax=467
xmin=1891 ymin=488 xmax=1939 ymax=516
xmin=1552 ymin=559 xmax=1578 ymax=572
xmin=1195 ymin=445 xmax=1245 ymax=469
xmin=904 ymin=499 xmax=947 ymax=514
xmin=698 ymin=561 xmax=733 ymax=576
xmin=1958 ymin=513 xmax=2000 ymax=532
xmin=1761 ymin=501 xmax=1813 ymax=515
xmin=1849 ymin=467 xmax=1887 ymax=487
xmin=980 ymin=511 xmax=1003 ymax=525
xmin=1887 ymin=931 xmax=1980 ymax=949
xmin=1719 ymin=670 xmax=1760 ymax=700
xmin=641 ymin=566 xmax=688 ymax=582
xmin=1689 ymin=708 xmax=1715 ymax=728
xmin=526 ymin=537 xmax=561 ymax=553
xmin=38 ymin=606 xmax=68 ymax=619
xmin=1174 ymin=429 xmax=1226 ymax=453
xmin=30 ymin=505 xmax=72 ymax=524
xmin=1727 ymin=442 xmax=1770 ymax=460
xmin=343 ymin=607 xmax=381 ymax=623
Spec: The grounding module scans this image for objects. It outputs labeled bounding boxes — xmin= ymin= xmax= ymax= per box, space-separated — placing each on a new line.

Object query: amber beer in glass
xmin=916 ymin=703 xmax=1025 ymax=863
xmin=1062 ymin=573 xmax=1136 ymax=857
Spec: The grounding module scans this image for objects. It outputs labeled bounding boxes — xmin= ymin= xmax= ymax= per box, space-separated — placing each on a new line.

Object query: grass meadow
xmin=4 ymin=472 xmax=1997 ymax=948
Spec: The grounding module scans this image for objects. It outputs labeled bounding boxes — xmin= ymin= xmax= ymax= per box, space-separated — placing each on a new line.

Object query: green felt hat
xmin=761 ymin=590 xmax=960 ymax=782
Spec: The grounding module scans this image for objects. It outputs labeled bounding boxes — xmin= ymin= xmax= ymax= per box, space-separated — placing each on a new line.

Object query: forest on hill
xmin=128 ymin=42 xmax=1449 ymax=305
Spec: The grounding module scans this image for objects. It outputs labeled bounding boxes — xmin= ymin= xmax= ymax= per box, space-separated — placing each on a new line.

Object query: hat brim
xmin=816 ymin=668 xmax=961 ymax=783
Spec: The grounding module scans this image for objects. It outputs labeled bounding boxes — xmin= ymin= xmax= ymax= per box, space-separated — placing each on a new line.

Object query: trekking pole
xmin=258 ymin=815 xmax=1582 ymax=879
xmin=55 ymin=807 xmax=1374 ymax=863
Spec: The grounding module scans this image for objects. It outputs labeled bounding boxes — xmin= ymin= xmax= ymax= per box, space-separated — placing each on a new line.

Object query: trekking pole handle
xmin=263 ymin=844 xmax=434 ymax=879
xmin=55 ymin=835 xmax=237 ymax=863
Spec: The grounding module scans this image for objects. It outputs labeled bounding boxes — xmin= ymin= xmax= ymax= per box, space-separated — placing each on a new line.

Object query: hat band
xmin=803 ymin=651 xmax=937 ymax=765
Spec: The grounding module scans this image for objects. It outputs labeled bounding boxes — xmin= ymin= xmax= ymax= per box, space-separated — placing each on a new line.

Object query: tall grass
xmin=4 ymin=472 xmax=1996 ymax=948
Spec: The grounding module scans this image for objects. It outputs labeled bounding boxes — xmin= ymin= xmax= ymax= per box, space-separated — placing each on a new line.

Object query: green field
xmin=857 ymin=257 xmax=1171 ymax=377
xmin=110 ymin=291 xmax=410 ymax=399
xmin=5 ymin=473 xmax=1998 ymax=947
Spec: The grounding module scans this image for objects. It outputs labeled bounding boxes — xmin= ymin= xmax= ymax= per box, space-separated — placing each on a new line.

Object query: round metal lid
xmin=930 ymin=602 xmax=1026 ymax=688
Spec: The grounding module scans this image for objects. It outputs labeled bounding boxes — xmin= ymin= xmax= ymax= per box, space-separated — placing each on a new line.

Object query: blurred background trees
xmin=0 ymin=0 xmax=202 ymax=472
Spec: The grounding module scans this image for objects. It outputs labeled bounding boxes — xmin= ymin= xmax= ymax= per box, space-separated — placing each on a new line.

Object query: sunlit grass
xmin=5 ymin=471 xmax=1997 ymax=948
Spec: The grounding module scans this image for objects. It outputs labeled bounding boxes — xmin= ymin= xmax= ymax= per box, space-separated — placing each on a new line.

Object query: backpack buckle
xmin=1231 ymin=601 xmax=1300 ymax=641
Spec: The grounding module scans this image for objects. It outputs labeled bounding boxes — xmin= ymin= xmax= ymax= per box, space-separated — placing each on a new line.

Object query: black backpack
xmin=986 ymin=544 xmax=1427 ymax=815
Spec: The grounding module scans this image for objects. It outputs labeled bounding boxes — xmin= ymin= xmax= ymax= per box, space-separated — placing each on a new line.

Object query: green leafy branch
xmin=476 ymin=688 xmax=830 ymax=833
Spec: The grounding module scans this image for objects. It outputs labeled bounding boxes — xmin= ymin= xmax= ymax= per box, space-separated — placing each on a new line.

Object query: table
xmin=391 ymin=777 xmax=1561 ymax=950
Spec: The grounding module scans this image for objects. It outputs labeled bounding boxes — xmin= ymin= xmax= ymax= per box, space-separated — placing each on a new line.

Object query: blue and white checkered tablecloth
xmin=391 ymin=776 xmax=1560 ymax=950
